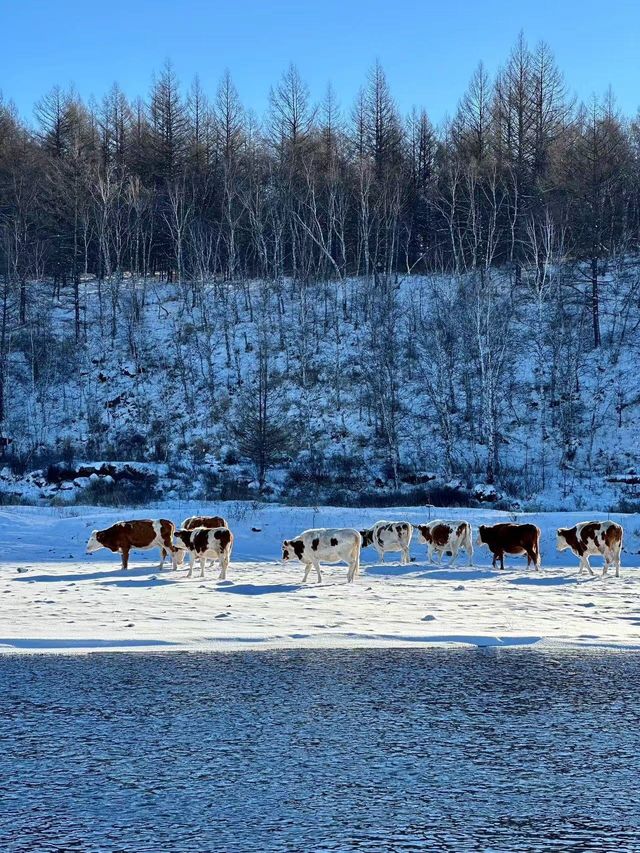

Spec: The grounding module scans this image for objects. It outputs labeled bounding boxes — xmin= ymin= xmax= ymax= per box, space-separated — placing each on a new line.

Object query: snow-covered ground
xmin=2 ymin=502 xmax=639 ymax=654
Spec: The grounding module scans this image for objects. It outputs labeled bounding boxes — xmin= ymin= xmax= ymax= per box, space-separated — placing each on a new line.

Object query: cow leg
xmin=427 ymin=544 xmax=433 ymax=564
xmin=401 ymin=546 xmax=409 ymax=565
xmin=121 ymin=547 xmax=129 ymax=570
xmin=186 ymin=556 xmax=194 ymax=579
xmin=448 ymin=545 xmax=459 ymax=567
xmin=302 ymin=562 xmax=312 ymax=583
xmin=159 ymin=547 xmax=167 ymax=570
xmin=200 ymin=556 xmax=206 ymax=578
xmin=375 ymin=546 xmax=384 ymax=563
xmin=312 ymin=559 xmax=322 ymax=583
xmin=218 ymin=551 xmax=228 ymax=581
xmin=582 ymin=556 xmax=595 ymax=576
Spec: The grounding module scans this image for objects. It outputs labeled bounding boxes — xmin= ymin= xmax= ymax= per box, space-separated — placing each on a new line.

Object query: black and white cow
xmin=413 ymin=520 xmax=473 ymax=566
xmin=282 ymin=528 xmax=361 ymax=583
xmin=359 ymin=520 xmax=413 ymax=564
xmin=173 ymin=526 xmax=234 ymax=579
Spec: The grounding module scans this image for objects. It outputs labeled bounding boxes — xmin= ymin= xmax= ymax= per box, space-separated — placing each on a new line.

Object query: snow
xmin=1 ymin=502 xmax=639 ymax=655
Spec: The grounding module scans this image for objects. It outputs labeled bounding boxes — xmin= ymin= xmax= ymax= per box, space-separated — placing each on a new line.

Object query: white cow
xmin=413 ymin=520 xmax=474 ymax=566
xmin=173 ymin=526 xmax=234 ymax=579
xmin=359 ymin=520 xmax=413 ymax=564
xmin=282 ymin=528 xmax=361 ymax=583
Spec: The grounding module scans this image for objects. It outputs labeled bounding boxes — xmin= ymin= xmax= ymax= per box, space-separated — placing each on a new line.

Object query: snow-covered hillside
xmin=3 ymin=268 xmax=640 ymax=510
xmin=1 ymin=502 xmax=639 ymax=654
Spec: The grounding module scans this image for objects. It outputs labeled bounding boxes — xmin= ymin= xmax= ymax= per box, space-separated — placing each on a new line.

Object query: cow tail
xmin=535 ymin=526 xmax=542 ymax=569
xmin=228 ymin=531 xmax=234 ymax=562
xmin=164 ymin=520 xmax=177 ymax=568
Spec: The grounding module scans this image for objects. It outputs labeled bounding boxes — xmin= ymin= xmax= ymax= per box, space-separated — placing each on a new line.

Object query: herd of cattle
xmin=85 ymin=515 xmax=625 ymax=582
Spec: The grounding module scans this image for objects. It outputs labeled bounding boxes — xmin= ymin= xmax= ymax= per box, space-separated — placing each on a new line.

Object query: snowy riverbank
xmin=2 ymin=502 xmax=639 ymax=654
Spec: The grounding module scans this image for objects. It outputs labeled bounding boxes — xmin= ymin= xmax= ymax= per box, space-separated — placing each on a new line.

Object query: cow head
xmin=173 ymin=529 xmax=192 ymax=551
xmin=360 ymin=528 xmax=374 ymax=547
xmin=413 ymin=524 xmax=430 ymax=544
xmin=282 ymin=539 xmax=305 ymax=561
xmin=556 ymin=528 xmax=570 ymax=551
xmin=86 ymin=530 xmax=103 ymax=554
xmin=476 ymin=525 xmax=487 ymax=547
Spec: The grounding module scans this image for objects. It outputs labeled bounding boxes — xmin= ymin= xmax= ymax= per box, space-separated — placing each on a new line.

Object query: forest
xmin=1 ymin=34 xmax=639 ymax=508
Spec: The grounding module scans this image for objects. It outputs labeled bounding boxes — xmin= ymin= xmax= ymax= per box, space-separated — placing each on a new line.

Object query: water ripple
xmin=1 ymin=649 xmax=639 ymax=852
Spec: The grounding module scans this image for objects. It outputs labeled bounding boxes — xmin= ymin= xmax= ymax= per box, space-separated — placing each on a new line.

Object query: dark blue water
xmin=1 ymin=650 xmax=639 ymax=852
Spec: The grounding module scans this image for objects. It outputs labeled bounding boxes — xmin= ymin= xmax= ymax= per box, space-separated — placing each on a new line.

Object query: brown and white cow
xmin=556 ymin=520 xmax=623 ymax=577
xmin=282 ymin=528 xmax=361 ymax=583
xmin=413 ymin=520 xmax=473 ymax=566
xmin=359 ymin=521 xmax=413 ymax=564
xmin=173 ymin=526 xmax=234 ymax=579
xmin=181 ymin=515 xmax=228 ymax=530
xmin=476 ymin=523 xmax=541 ymax=571
xmin=86 ymin=519 xmax=177 ymax=569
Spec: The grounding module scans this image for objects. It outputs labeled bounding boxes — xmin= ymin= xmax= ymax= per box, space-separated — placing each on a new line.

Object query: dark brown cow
xmin=476 ymin=523 xmax=541 ymax=571
xmin=173 ymin=526 xmax=234 ymax=579
xmin=86 ymin=519 xmax=176 ymax=569
xmin=557 ymin=520 xmax=623 ymax=576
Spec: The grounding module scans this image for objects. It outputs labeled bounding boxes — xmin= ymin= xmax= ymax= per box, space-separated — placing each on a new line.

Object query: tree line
xmin=2 ymin=36 xmax=639 ymax=331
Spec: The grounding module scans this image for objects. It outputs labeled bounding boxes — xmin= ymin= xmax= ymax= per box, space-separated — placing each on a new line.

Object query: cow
xmin=282 ymin=528 xmax=361 ymax=583
xmin=86 ymin=519 xmax=177 ymax=569
xmin=556 ymin=520 xmax=623 ymax=577
xmin=176 ymin=515 xmax=229 ymax=567
xmin=413 ymin=520 xmax=473 ymax=566
xmin=181 ymin=515 xmax=228 ymax=530
xmin=359 ymin=521 xmax=413 ymax=564
xmin=476 ymin=523 xmax=541 ymax=571
xmin=173 ymin=526 xmax=234 ymax=579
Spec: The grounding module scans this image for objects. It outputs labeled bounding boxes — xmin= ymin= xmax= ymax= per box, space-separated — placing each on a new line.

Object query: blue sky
xmin=1 ymin=0 xmax=639 ymax=126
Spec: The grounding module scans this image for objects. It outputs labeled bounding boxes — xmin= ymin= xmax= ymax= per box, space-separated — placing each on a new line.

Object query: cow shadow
xmin=13 ymin=564 xmax=173 ymax=584
xmin=214 ymin=583 xmax=302 ymax=596
xmin=365 ymin=563 xmax=499 ymax=582
xmin=99 ymin=576 xmax=177 ymax=589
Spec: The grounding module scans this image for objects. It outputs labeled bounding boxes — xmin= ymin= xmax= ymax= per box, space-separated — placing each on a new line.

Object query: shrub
xmin=73 ymin=477 xmax=161 ymax=507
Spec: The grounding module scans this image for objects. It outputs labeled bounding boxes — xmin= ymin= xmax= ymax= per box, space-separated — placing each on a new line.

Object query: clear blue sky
xmin=1 ymin=0 xmax=639 ymax=126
